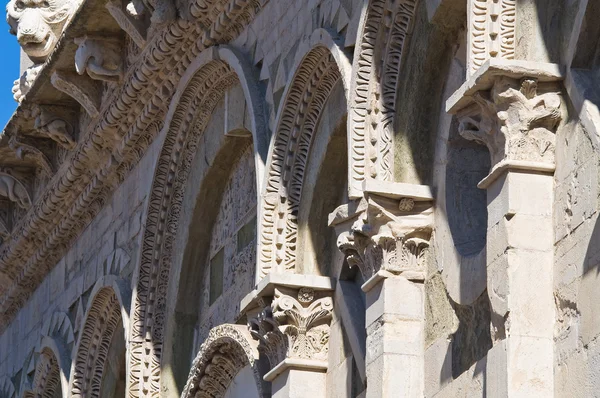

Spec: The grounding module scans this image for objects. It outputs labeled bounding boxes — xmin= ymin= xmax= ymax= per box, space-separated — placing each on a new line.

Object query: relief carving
xmin=0 ymin=173 xmax=31 ymax=209
xmin=9 ymin=134 xmax=54 ymax=176
xmin=334 ymin=195 xmax=433 ymax=281
xmin=181 ymin=324 xmax=265 ymax=398
xmin=51 ymin=71 xmax=102 ymax=118
xmin=125 ymin=0 xmax=176 ymax=24
xmin=31 ymin=105 xmax=77 ymax=150
xmin=468 ymin=0 xmax=516 ymax=75
xmin=22 ymin=349 xmax=61 ymax=398
xmin=249 ymin=286 xmax=333 ymax=367
xmin=348 ymin=0 xmax=418 ymax=197
xmin=259 ymin=47 xmax=341 ymax=277
xmin=75 ymin=36 xmax=124 ymax=82
xmin=457 ymin=77 xmax=562 ymax=168
xmin=6 ymin=0 xmax=80 ymax=101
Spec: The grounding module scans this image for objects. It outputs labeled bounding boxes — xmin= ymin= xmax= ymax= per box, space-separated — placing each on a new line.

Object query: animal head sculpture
xmin=6 ymin=0 xmax=77 ymax=62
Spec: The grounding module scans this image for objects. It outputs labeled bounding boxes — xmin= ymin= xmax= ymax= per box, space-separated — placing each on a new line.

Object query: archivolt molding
xmin=258 ymin=45 xmax=342 ymax=278
xmin=21 ymin=348 xmax=61 ymax=398
xmin=128 ymin=44 xmax=267 ymax=398
xmin=0 ymin=0 xmax=264 ymax=333
xmin=69 ymin=277 xmax=130 ymax=398
xmin=181 ymin=324 xmax=265 ymax=398
xmin=348 ymin=0 xmax=418 ymax=198
xmin=38 ymin=311 xmax=75 ymax=397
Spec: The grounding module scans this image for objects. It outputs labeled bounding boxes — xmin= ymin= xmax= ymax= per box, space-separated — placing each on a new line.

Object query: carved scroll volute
xmin=248 ymin=286 xmax=334 ymax=371
xmin=456 ymin=77 xmax=562 ymax=171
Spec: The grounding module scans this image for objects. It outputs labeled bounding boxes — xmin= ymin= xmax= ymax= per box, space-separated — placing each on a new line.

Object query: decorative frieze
xmin=74 ymin=36 xmax=124 ymax=82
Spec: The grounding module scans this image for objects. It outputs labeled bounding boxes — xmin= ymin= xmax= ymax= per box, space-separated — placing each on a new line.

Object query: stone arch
xmin=68 ymin=276 xmax=130 ymax=398
xmin=21 ymin=348 xmax=61 ymax=398
xmin=347 ymin=0 xmax=419 ymax=197
xmin=258 ymin=39 xmax=350 ymax=278
xmin=37 ymin=311 xmax=75 ymax=397
xmin=0 ymin=376 xmax=15 ymax=398
xmin=181 ymin=324 xmax=266 ymax=398
xmin=127 ymin=45 xmax=268 ymax=398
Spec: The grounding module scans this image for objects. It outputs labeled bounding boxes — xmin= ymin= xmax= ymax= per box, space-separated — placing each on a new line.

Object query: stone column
xmin=330 ymin=181 xmax=434 ymax=398
xmin=243 ymin=274 xmax=334 ymax=398
xmin=447 ymin=61 xmax=563 ymax=396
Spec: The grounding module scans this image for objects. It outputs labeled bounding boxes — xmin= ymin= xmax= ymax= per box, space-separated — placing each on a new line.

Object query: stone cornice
xmin=0 ymin=0 xmax=265 ymax=332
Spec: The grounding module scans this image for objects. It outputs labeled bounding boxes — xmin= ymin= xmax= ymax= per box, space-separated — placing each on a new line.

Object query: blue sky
xmin=0 ymin=25 xmax=20 ymax=130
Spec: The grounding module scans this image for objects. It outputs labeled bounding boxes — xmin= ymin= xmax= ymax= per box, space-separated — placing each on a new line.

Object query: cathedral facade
xmin=0 ymin=0 xmax=599 ymax=396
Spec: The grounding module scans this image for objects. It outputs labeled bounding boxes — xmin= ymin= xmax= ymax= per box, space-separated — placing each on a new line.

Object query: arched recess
xmin=68 ymin=276 xmax=131 ymax=398
xmin=127 ymin=46 xmax=268 ymax=398
xmin=181 ymin=324 xmax=267 ymax=398
xmin=258 ymin=31 xmax=351 ymax=278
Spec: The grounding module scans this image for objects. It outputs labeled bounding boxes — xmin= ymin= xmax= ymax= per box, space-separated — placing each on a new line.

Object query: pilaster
xmin=330 ymin=180 xmax=434 ymax=398
xmin=447 ymin=60 xmax=562 ymax=396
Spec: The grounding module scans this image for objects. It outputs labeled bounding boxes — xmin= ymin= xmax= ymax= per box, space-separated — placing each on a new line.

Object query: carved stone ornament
xmin=334 ymin=195 xmax=433 ymax=282
xmin=248 ymin=286 xmax=333 ymax=368
xmin=125 ymin=0 xmax=176 ymax=24
xmin=457 ymin=77 xmax=562 ymax=168
xmin=75 ymin=35 xmax=124 ymax=82
xmin=348 ymin=0 xmax=418 ymax=197
xmin=468 ymin=0 xmax=516 ymax=76
xmin=51 ymin=71 xmax=101 ymax=118
xmin=22 ymin=348 xmax=61 ymax=398
xmin=0 ymin=172 xmax=31 ymax=209
xmin=30 ymin=105 xmax=77 ymax=150
xmin=12 ymin=64 xmax=42 ymax=103
xmin=181 ymin=324 xmax=265 ymax=398
xmin=6 ymin=0 xmax=78 ymax=61
xmin=9 ymin=133 xmax=54 ymax=176
xmin=259 ymin=47 xmax=341 ymax=277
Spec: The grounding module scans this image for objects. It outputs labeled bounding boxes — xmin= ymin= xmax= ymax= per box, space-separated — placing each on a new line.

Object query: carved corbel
xmin=32 ymin=106 xmax=77 ymax=150
xmin=74 ymin=35 xmax=124 ymax=82
xmin=105 ymin=1 xmax=146 ymax=48
xmin=8 ymin=134 xmax=54 ymax=176
xmin=457 ymin=76 xmax=562 ymax=168
xmin=51 ymin=71 xmax=102 ymax=118
xmin=0 ymin=172 xmax=32 ymax=209
xmin=330 ymin=182 xmax=434 ymax=283
xmin=248 ymin=286 xmax=333 ymax=380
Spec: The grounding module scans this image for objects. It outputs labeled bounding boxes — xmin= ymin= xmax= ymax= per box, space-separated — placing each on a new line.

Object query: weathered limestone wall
xmin=0 ymin=129 xmax=162 ymax=379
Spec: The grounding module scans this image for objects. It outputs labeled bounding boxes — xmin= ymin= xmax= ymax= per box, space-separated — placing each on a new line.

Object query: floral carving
xmin=348 ymin=0 xmax=417 ymax=197
xmin=457 ymin=77 xmax=562 ymax=167
xmin=336 ymin=196 xmax=433 ymax=281
xmin=249 ymin=287 xmax=333 ymax=367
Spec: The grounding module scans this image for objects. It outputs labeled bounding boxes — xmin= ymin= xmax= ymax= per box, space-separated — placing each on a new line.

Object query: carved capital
xmin=331 ymin=183 xmax=434 ymax=283
xmin=74 ymin=35 xmax=124 ymax=82
xmin=248 ymin=286 xmax=333 ymax=373
xmin=457 ymin=76 xmax=562 ymax=168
